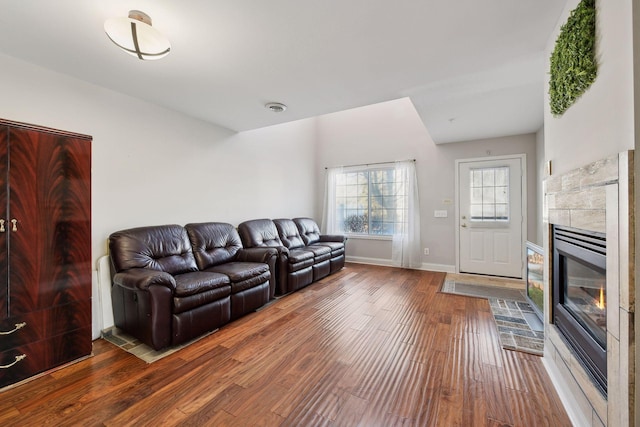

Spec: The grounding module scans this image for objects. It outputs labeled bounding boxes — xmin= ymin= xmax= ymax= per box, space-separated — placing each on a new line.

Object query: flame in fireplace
xmin=596 ymin=286 xmax=605 ymax=310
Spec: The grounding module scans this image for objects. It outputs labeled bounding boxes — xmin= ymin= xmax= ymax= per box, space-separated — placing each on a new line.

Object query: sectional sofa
xmin=108 ymin=218 xmax=346 ymax=350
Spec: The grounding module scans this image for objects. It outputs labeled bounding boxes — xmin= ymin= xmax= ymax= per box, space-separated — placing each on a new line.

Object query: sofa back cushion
xmin=273 ymin=219 xmax=305 ymax=249
xmin=238 ymin=219 xmax=284 ymax=248
xmin=294 ymin=218 xmax=322 ymax=245
xmin=109 ymin=224 xmax=198 ymax=275
xmin=185 ymin=222 xmax=242 ymax=269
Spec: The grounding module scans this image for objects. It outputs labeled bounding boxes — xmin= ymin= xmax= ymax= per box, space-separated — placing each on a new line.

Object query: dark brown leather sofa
xmin=238 ymin=218 xmax=346 ymax=295
xmin=109 ymin=223 xmax=276 ymax=350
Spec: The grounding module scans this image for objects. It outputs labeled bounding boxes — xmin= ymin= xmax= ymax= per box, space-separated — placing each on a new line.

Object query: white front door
xmin=456 ymin=155 xmax=525 ymax=278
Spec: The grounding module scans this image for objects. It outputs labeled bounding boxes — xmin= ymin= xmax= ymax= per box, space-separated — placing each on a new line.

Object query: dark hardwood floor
xmin=0 ymin=263 xmax=571 ymax=426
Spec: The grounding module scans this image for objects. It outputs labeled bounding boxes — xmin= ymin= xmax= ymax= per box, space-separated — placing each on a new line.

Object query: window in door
xmin=469 ymin=166 xmax=509 ymax=222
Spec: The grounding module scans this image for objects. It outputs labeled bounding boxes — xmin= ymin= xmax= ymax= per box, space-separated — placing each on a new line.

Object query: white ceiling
xmin=0 ymin=1 xmax=566 ymax=143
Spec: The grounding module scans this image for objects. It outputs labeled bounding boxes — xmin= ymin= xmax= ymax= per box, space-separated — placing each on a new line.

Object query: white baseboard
xmin=419 ymin=262 xmax=456 ymax=273
xmin=346 ymin=256 xmax=455 ymax=273
xmin=542 ymin=354 xmax=587 ymax=427
xmin=346 ymin=256 xmax=394 ymax=267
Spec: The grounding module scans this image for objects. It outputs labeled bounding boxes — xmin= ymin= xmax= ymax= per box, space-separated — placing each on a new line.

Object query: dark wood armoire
xmin=0 ymin=119 xmax=92 ymax=389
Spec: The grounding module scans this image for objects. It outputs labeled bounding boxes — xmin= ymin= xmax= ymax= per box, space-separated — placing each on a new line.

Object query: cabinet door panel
xmin=0 ymin=127 xmax=6 ymax=321
xmin=8 ymin=129 xmax=91 ymax=316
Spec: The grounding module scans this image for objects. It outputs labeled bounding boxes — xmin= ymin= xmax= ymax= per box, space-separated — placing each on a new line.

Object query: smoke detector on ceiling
xmin=265 ymin=102 xmax=287 ymax=113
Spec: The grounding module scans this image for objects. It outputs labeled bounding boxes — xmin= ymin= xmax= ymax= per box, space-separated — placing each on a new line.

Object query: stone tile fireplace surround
xmin=543 ymin=151 xmax=634 ymax=426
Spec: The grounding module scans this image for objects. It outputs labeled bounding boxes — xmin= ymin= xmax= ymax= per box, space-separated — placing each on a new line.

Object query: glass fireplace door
xmin=563 ymin=256 xmax=607 ymax=348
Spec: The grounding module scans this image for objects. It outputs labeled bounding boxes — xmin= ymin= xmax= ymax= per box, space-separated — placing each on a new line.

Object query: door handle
xmin=461 ymin=224 xmax=467 ymax=228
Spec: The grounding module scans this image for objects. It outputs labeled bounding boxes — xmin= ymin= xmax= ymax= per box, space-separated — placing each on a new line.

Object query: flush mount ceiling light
xmin=265 ymin=102 xmax=287 ymax=113
xmin=104 ymin=10 xmax=171 ymax=60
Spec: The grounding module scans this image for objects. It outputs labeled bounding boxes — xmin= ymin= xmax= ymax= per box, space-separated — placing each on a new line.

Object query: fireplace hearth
xmin=552 ymin=225 xmax=607 ymax=396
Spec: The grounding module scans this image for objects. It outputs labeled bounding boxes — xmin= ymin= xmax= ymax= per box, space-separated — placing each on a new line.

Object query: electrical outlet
xmin=424 ymin=248 xmax=430 ymax=255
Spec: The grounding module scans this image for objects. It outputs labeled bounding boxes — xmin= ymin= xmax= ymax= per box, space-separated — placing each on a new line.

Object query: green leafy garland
xmin=549 ymin=0 xmax=597 ymax=116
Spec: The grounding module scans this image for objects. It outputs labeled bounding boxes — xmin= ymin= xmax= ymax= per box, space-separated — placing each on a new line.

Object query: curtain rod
xmin=324 ymin=158 xmax=415 ymax=170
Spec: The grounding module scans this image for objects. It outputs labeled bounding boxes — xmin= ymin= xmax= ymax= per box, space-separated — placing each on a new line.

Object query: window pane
xmin=471 ymin=170 xmax=482 ymax=187
xmin=495 ymin=186 xmax=508 ymax=203
xmin=357 ymin=196 xmax=368 ymax=209
xmin=384 ymin=209 xmax=397 ymax=222
xmin=370 ymin=209 xmax=383 ymax=222
xmin=382 ymin=196 xmax=397 ymax=208
xmin=357 ymin=172 xmax=368 ymax=184
xmin=482 ymin=169 xmax=495 ymax=186
xmin=370 ymin=221 xmax=383 ymax=234
xmin=496 ymin=204 xmax=508 ymax=220
xmin=470 ymin=204 xmax=483 ymax=219
xmin=495 ymin=168 xmax=508 ymax=186
xmin=371 ymin=196 xmax=383 ymax=209
xmin=483 ymin=187 xmax=495 ymax=204
xmin=483 ymin=205 xmax=495 ymax=219
xmin=471 ymin=188 xmax=483 ymax=204
xmin=380 ymin=183 xmax=393 ymax=195
xmin=382 ymin=223 xmax=395 ymax=235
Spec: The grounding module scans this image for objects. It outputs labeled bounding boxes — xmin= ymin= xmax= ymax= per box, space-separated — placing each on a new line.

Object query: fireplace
xmin=552 ymin=225 xmax=607 ymax=396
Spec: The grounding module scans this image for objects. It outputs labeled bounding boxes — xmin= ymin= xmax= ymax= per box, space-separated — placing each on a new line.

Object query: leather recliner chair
xmin=294 ymin=217 xmax=346 ymax=273
xmin=238 ymin=218 xmax=314 ymax=295
xmin=274 ymin=218 xmax=332 ymax=282
xmin=185 ymin=222 xmax=276 ymax=316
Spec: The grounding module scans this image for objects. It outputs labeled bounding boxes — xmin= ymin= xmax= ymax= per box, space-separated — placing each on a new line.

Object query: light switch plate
xmin=434 ymin=210 xmax=448 ymax=218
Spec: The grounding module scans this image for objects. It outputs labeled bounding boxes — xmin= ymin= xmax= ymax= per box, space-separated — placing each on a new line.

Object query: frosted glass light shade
xmin=104 ymin=10 xmax=171 ymax=60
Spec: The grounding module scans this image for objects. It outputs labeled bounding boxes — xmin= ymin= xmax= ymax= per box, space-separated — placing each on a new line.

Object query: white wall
xmin=542 ymin=0 xmax=636 ymax=424
xmin=544 ymin=0 xmax=635 ymax=175
xmin=0 ymin=52 xmax=317 ymax=334
xmin=535 ymin=127 xmax=545 ymax=246
xmin=315 ymin=97 xmax=538 ymax=269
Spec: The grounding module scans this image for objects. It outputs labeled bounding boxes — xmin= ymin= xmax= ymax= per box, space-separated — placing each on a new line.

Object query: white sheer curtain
xmin=392 ymin=160 xmax=422 ymax=268
xmin=322 ymin=166 xmax=344 ymax=234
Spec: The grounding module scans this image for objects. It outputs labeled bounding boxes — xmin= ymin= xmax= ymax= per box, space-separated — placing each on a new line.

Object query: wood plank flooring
xmin=0 ymin=264 xmax=571 ymax=426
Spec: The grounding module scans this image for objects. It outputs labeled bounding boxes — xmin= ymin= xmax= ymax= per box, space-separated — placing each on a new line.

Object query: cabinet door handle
xmin=0 ymin=219 xmax=4 ymax=232
xmin=10 ymin=219 xmax=17 ymax=232
xmin=0 ymin=354 xmax=26 ymax=369
xmin=0 ymin=322 xmax=27 ymax=335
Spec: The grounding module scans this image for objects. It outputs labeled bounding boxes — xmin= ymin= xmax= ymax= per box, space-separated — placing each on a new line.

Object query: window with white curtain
xmin=323 ymin=160 xmax=422 ymax=269
xmin=332 ymin=167 xmax=407 ymax=236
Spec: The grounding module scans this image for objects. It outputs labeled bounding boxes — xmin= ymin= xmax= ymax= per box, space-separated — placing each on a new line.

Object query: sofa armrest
xmin=319 ymin=235 xmax=347 ymax=243
xmin=237 ymin=247 xmax=280 ymax=300
xmin=237 ymin=247 xmax=279 ymax=264
xmin=113 ymin=268 xmax=176 ymax=292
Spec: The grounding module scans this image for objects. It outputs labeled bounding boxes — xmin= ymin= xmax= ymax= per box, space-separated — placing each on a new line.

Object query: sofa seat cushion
xmin=288 ymin=248 xmax=314 ymax=263
xmin=173 ymin=287 xmax=231 ymax=314
xmin=229 ymin=271 xmax=271 ymax=294
xmin=207 ymin=262 xmax=269 ymax=284
xmin=304 ymin=245 xmax=331 ymax=262
xmin=312 ymin=242 xmax=344 ymax=253
xmin=174 ymin=271 xmax=230 ymax=297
